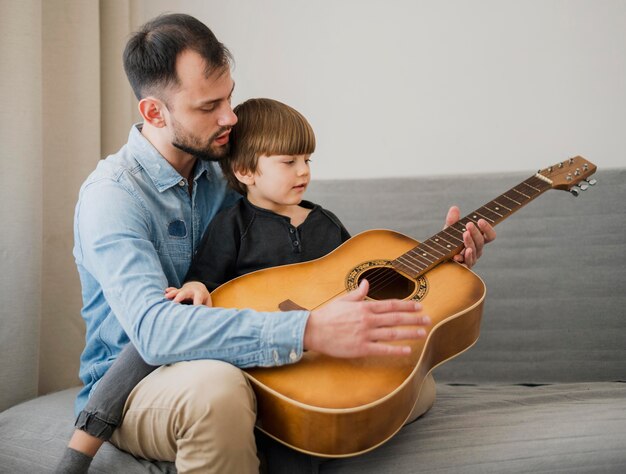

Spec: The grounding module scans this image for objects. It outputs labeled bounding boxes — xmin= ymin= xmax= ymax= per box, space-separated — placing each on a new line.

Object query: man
xmin=72 ymin=13 xmax=495 ymax=473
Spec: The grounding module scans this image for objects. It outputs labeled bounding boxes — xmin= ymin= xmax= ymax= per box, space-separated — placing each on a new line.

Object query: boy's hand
xmin=165 ymin=281 xmax=212 ymax=307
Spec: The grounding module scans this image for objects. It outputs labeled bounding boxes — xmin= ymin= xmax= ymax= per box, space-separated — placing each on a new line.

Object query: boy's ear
xmin=234 ymin=168 xmax=255 ymax=186
xmin=138 ymin=97 xmax=167 ymax=128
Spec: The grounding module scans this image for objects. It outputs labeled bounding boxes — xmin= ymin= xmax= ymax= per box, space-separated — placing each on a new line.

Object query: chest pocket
xmin=157 ymin=219 xmax=192 ymax=264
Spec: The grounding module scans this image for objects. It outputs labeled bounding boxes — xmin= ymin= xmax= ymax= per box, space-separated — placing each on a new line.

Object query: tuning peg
xmin=586 ymin=178 xmax=597 ymax=186
xmin=579 ymin=182 xmax=589 ymax=191
xmin=570 ymin=185 xmax=582 ymax=197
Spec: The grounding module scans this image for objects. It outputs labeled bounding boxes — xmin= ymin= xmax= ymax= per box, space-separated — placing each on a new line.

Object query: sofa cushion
xmin=319 ymin=381 xmax=626 ymax=473
xmin=2 ymin=383 xmax=625 ymax=473
xmin=0 ymin=388 xmax=175 ymax=473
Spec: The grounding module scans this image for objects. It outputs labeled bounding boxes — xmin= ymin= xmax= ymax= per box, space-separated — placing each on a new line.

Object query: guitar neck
xmin=392 ymin=173 xmax=552 ymax=279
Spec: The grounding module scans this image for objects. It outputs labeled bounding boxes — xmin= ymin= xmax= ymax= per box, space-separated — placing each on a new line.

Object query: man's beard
xmin=171 ymin=121 xmax=231 ymax=162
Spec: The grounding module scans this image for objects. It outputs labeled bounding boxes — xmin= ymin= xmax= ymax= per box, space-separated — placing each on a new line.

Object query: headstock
xmin=537 ymin=156 xmax=597 ymax=196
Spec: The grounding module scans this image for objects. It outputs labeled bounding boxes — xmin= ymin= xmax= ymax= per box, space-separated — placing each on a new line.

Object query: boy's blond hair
xmin=221 ymin=98 xmax=316 ymax=195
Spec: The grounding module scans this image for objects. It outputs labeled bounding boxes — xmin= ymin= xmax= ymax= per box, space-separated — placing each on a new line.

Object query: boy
xmin=57 ymin=98 xmax=354 ymax=473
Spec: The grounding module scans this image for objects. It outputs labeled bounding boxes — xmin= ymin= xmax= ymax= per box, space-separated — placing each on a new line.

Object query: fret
xmin=391 ymin=259 xmax=416 ymax=276
xmin=402 ymin=249 xmax=433 ymax=267
xmin=436 ymin=231 xmax=463 ymax=247
xmin=450 ymin=221 xmax=469 ymax=236
xmin=401 ymin=250 xmax=431 ymax=268
xmin=491 ymin=199 xmax=511 ymax=213
xmin=411 ymin=246 xmax=437 ymax=264
xmin=527 ymin=175 xmax=550 ymax=189
xmin=425 ymin=238 xmax=450 ymax=254
xmin=475 ymin=207 xmax=498 ymax=223
xmin=458 ymin=217 xmax=477 ymax=228
xmin=520 ymin=180 xmax=541 ymax=193
xmin=483 ymin=204 xmax=503 ymax=219
xmin=504 ymin=188 xmax=530 ymax=202
xmin=515 ymin=183 xmax=536 ymax=197
xmin=442 ymin=228 xmax=464 ymax=244
xmin=420 ymin=240 xmax=447 ymax=258
xmin=444 ymin=225 xmax=465 ymax=238
xmin=427 ymin=237 xmax=459 ymax=253
xmin=468 ymin=210 xmax=494 ymax=224
xmin=499 ymin=194 xmax=521 ymax=207
xmin=395 ymin=255 xmax=419 ymax=272
xmin=509 ymin=187 xmax=531 ymax=201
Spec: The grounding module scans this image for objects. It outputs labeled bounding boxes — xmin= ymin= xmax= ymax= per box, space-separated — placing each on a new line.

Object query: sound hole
xmin=357 ymin=267 xmax=416 ymax=300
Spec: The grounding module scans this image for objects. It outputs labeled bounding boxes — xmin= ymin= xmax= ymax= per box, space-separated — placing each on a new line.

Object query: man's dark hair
xmin=123 ymin=13 xmax=232 ymax=100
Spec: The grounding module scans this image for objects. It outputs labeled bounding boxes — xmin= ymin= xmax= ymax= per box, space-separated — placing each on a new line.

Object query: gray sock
xmin=54 ymin=447 xmax=93 ymax=474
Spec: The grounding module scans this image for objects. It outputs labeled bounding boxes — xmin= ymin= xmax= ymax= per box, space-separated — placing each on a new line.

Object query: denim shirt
xmin=73 ymin=125 xmax=309 ymax=414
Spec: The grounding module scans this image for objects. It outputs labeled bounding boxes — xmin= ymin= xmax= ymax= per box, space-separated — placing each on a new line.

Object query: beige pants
xmin=110 ymin=360 xmax=436 ymax=473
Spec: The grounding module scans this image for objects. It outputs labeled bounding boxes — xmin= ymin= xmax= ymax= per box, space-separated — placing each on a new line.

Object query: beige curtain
xmin=0 ymin=0 xmax=140 ymax=410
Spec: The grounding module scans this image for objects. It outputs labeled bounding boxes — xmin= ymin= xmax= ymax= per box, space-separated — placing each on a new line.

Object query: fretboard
xmin=391 ymin=174 xmax=552 ymax=279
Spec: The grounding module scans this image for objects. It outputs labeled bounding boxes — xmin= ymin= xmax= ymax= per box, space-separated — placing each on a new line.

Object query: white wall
xmin=136 ymin=0 xmax=625 ymax=179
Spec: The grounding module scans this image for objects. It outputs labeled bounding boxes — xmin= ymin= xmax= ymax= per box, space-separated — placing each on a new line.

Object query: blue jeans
xmin=74 ymin=343 xmax=157 ymax=440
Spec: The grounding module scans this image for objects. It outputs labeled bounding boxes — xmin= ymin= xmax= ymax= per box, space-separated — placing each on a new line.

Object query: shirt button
xmin=178 ymin=180 xmax=185 ymax=187
xmin=289 ymin=228 xmax=295 ymax=233
xmin=289 ymin=350 xmax=298 ymax=361
xmin=273 ymin=350 xmax=280 ymax=364
xmin=293 ymin=241 xmax=299 ymax=246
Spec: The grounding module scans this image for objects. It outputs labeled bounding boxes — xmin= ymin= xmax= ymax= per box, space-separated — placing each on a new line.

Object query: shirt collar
xmin=127 ymin=124 xmax=215 ymax=193
xmin=243 ymin=197 xmax=318 ymax=220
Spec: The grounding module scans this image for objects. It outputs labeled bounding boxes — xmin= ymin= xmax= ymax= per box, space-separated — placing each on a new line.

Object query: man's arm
xmin=77 ymin=180 xmax=430 ymax=367
xmin=76 ymin=179 xmax=307 ymax=367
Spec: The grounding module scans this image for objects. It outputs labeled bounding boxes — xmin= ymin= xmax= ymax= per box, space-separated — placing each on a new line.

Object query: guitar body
xmin=211 ymin=229 xmax=486 ymax=457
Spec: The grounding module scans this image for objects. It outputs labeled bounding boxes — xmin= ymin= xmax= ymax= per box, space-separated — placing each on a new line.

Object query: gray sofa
xmin=1 ymin=168 xmax=625 ymax=473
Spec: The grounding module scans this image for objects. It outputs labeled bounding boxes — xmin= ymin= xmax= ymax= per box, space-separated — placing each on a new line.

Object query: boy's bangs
xmin=258 ymin=108 xmax=316 ymax=157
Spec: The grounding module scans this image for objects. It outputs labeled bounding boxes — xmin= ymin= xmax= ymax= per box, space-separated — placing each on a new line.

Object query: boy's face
xmin=242 ymin=154 xmax=311 ymax=212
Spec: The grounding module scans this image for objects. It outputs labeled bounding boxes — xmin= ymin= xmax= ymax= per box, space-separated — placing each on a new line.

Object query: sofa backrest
xmin=306 ymin=168 xmax=626 ymax=384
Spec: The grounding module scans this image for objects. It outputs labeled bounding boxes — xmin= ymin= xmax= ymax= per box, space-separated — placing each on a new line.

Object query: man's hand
xmin=303 ymin=280 xmax=430 ymax=358
xmin=165 ymin=281 xmax=213 ymax=306
xmin=445 ymin=206 xmax=496 ymax=268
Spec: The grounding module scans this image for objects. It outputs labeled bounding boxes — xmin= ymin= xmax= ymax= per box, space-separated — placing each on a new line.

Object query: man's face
xmin=164 ymin=50 xmax=237 ymax=161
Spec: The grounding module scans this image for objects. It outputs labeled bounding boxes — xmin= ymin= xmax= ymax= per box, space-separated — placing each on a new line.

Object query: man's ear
xmin=234 ymin=168 xmax=255 ymax=186
xmin=138 ymin=97 xmax=167 ymax=128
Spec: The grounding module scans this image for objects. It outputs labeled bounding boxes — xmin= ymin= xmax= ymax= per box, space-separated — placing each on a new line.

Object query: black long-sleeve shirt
xmin=185 ymin=197 xmax=351 ymax=291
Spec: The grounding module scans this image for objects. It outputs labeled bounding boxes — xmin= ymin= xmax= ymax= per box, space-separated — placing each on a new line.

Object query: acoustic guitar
xmin=211 ymin=156 xmax=597 ymax=458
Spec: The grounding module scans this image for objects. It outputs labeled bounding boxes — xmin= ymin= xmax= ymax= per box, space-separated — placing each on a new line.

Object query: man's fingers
xmin=369 ymin=326 xmax=427 ymax=342
xmin=342 ymin=279 xmax=369 ymax=302
xmin=444 ymin=205 xmax=460 ymax=229
xmin=478 ymin=219 xmax=497 ymax=243
xmin=365 ymin=342 xmax=412 ymax=356
xmin=368 ymin=311 xmax=431 ymax=328
xmin=367 ymin=298 xmax=422 ymax=314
